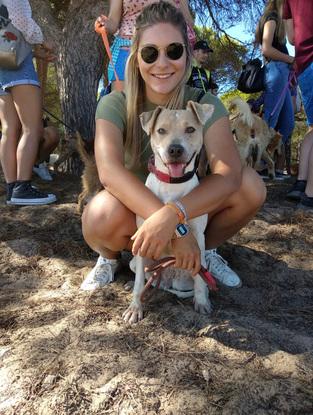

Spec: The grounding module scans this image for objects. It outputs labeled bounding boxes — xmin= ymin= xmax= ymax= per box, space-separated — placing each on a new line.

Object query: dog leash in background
xmin=140 ymin=256 xmax=218 ymax=303
xmin=95 ymin=19 xmax=123 ymax=92
xmin=269 ymin=70 xmax=296 ymax=120
xmin=43 ymin=107 xmax=76 ymax=133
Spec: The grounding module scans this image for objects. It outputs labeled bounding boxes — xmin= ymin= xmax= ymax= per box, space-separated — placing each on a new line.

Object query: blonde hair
xmin=124 ymin=1 xmax=192 ymax=169
xmin=255 ymin=0 xmax=285 ymax=46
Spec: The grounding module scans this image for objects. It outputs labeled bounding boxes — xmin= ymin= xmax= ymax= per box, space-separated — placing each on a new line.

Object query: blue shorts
xmin=298 ymin=62 xmax=313 ymax=126
xmin=0 ymin=52 xmax=40 ymax=95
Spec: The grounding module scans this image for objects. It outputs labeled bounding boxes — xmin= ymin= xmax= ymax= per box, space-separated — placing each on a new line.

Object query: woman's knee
xmin=1 ymin=121 xmax=21 ymax=143
xmin=82 ymin=191 xmax=133 ymax=245
xmin=240 ymin=167 xmax=267 ymax=210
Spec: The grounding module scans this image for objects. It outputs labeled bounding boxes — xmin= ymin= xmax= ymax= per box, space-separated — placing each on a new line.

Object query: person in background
xmin=283 ymin=0 xmax=313 ymax=208
xmin=255 ymin=0 xmax=295 ymax=180
xmin=187 ymin=40 xmax=217 ymax=95
xmin=0 ymin=0 xmax=56 ymax=205
xmin=33 ymin=117 xmax=60 ymax=181
xmin=80 ymin=2 xmax=266 ymax=292
xmin=96 ymin=0 xmax=195 ymax=92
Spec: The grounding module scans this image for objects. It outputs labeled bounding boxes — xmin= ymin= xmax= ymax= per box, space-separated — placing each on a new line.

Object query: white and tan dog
xmin=123 ymin=101 xmax=214 ymax=324
xmin=230 ymin=97 xmax=282 ymax=179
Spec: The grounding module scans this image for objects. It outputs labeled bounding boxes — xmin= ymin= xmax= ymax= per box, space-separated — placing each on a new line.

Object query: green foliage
xmin=220 ymin=89 xmax=260 ymax=106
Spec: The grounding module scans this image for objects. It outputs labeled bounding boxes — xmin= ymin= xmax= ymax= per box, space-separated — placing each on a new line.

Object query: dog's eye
xmin=185 ymin=126 xmax=195 ymax=134
xmin=157 ymin=128 xmax=166 ymax=135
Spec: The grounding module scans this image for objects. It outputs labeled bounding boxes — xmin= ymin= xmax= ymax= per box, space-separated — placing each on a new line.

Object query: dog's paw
xmin=122 ymin=302 xmax=143 ymax=324
xmin=194 ymin=298 xmax=212 ymax=315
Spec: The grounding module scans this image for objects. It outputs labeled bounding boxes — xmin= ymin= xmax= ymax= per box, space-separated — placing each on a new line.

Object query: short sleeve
xmin=197 ymin=93 xmax=228 ymax=134
xmin=184 ymin=86 xmax=228 ymax=134
xmin=265 ymin=11 xmax=278 ymax=25
xmin=95 ymin=91 xmax=127 ymax=134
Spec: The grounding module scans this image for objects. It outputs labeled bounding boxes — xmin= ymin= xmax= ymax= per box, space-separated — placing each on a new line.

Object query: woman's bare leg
xmin=205 ymin=167 xmax=266 ymax=248
xmin=298 ymin=130 xmax=313 ymax=181
xmin=10 ymin=85 xmax=43 ymax=180
xmin=82 ymin=189 xmax=137 ymax=258
xmin=0 ymin=94 xmax=21 ymax=183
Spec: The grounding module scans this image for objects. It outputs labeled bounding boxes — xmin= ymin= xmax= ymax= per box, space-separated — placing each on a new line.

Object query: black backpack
xmin=237 ymin=58 xmax=265 ymax=94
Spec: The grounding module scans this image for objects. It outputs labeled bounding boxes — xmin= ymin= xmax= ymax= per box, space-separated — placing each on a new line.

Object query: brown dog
xmin=229 ymin=97 xmax=282 ymax=179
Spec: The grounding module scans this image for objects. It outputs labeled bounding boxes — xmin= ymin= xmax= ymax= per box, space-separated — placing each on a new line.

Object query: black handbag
xmin=237 ymin=58 xmax=265 ymax=94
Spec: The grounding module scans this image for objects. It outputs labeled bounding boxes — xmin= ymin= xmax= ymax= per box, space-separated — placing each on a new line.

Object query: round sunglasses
xmin=139 ymin=42 xmax=185 ymax=64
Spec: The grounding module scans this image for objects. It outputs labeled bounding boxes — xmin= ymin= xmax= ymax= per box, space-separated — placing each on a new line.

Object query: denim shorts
xmin=0 ymin=52 xmax=40 ymax=96
xmin=298 ymin=62 xmax=313 ymax=126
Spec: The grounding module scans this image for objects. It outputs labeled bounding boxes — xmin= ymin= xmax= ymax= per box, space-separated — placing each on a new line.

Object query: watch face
xmin=176 ymin=223 xmax=188 ymax=236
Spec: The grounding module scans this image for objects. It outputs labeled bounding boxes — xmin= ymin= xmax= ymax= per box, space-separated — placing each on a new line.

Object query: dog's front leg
xmin=193 ymin=234 xmax=212 ymax=315
xmin=262 ymin=150 xmax=275 ymax=179
xmin=123 ymin=255 xmax=146 ymax=324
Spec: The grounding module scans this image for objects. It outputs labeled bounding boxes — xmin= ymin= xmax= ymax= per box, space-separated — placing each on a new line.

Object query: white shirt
xmin=2 ymin=0 xmax=43 ymax=44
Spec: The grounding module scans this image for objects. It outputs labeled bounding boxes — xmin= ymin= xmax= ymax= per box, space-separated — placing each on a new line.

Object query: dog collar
xmin=148 ymin=154 xmax=199 ymax=184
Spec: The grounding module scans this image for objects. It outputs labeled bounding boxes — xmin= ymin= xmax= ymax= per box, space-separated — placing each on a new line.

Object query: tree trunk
xmin=31 ymin=0 xmax=109 ymax=174
xmin=57 ymin=1 xmax=108 ymax=141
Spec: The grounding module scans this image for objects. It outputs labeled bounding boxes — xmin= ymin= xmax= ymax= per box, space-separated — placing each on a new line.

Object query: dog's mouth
xmin=166 ymin=162 xmax=187 ymax=178
xmin=164 ymin=152 xmax=196 ymax=178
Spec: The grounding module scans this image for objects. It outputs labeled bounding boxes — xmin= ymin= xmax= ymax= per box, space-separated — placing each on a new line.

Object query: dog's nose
xmin=168 ymin=144 xmax=184 ymax=159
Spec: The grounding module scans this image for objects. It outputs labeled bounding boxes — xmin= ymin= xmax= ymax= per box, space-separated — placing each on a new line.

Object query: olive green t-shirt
xmin=95 ymin=85 xmax=228 ymax=181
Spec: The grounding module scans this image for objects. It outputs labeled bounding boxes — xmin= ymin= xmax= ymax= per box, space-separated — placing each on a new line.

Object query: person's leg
xmin=304 ymin=136 xmax=313 ymax=197
xmin=82 ymin=189 xmax=136 ymax=256
xmin=274 ymin=89 xmax=294 ymax=175
xmin=0 ymin=93 xmax=21 ymax=183
xmin=81 ymin=189 xmax=136 ymax=290
xmin=263 ymin=62 xmax=289 ymax=131
xmin=8 ymin=85 xmax=56 ymax=205
xmin=9 ymin=85 xmax=43 ymax=180
xmin=37 ymin=126 xmax=60 ymax=163
xmin=205 ymin=167 xmax=266 ymax=248
xmin=287 ymin=63 xmax=313 ymax=201
xmin=202 ymin=167 xmax=266 ymax=288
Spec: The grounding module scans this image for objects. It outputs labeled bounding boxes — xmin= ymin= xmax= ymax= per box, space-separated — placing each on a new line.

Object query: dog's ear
xmin=139 ymin=106 xmax=163 ymax=135
xmin=186 ymin=101 xmax=214 ymax=125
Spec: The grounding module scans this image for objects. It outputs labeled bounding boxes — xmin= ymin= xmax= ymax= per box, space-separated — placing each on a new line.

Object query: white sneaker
xmin=205 ymin=249 xmax=242 ymax=288
xmin=80 ymin=256 xmax=119 ymax=291
xmin=33 ymin=162 xmax=53 ymax=181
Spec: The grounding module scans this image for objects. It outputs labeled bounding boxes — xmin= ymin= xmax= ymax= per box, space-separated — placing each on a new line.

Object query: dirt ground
xmin=0 ymin=170 xmax=313 ymax=415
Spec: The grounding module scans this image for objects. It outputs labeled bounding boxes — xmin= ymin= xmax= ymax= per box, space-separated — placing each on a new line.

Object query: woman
xmin=0 ymin=0 xmax=56 ymax=205
xmin=81 ymin=1 xmax=266 ymax=292
xmin=96 ymin=0 xmax=195 ymax=91
xmin=255 ymin=0 xmax=295 ymax=179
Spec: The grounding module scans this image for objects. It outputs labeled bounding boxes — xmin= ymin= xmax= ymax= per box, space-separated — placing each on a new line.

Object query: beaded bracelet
xmin=165 ymin=202 xmax=185 ymax=224
xmin=174 ymin=200 xmax=188 ymax=222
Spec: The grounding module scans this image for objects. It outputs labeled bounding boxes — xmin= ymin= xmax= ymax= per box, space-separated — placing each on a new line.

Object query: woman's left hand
xmin=131 ymin=206 xmax=178 ymax=260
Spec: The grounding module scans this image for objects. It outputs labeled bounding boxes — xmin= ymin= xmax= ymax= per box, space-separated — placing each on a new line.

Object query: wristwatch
xmin=174 ymin=223 xmax=189 ymax=238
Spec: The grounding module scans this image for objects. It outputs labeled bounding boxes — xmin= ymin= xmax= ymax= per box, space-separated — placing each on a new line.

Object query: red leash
xmin=140 ymin=256 xmax=218 ymax=303
xmin=95 ymin=20 xmax=123 ymax=92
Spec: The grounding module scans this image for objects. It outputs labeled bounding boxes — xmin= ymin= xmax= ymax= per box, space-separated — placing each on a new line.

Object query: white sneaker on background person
xmin=33 ymin=162 xmax=53 ymax=181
